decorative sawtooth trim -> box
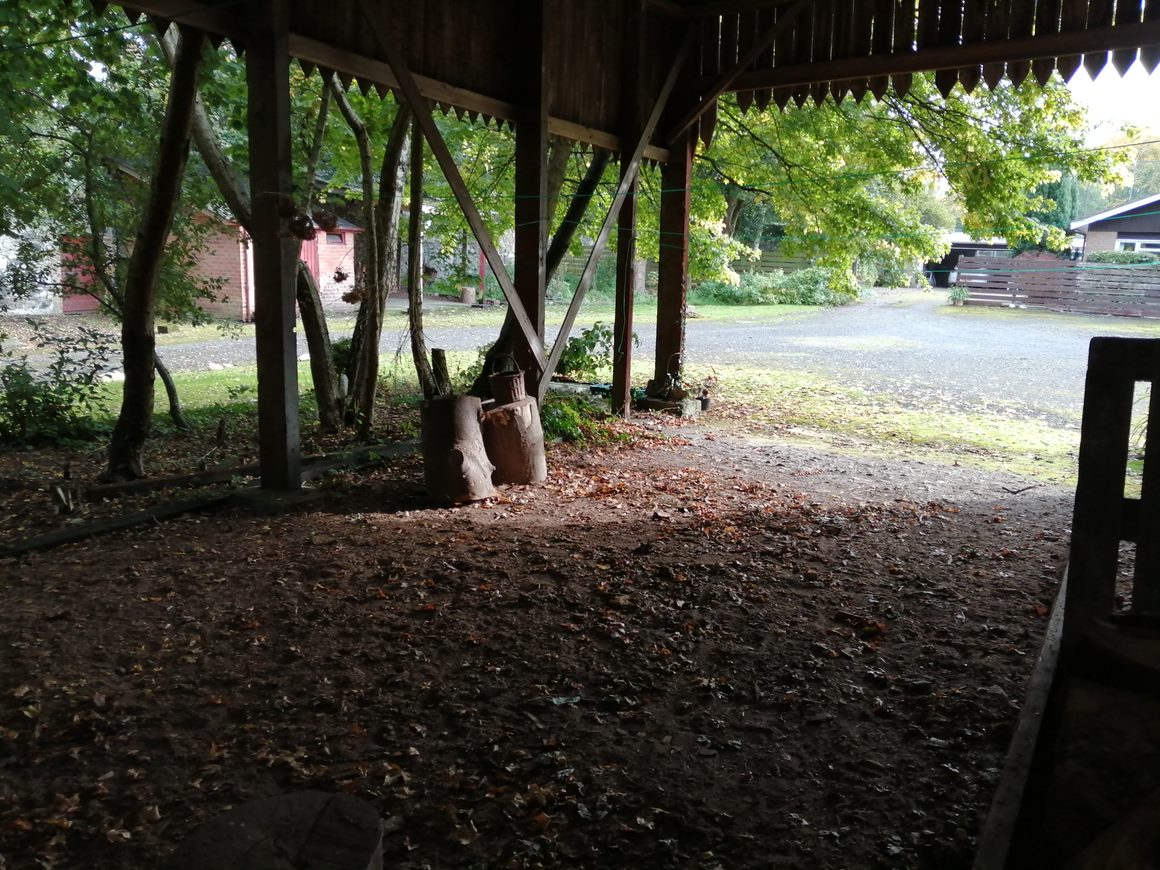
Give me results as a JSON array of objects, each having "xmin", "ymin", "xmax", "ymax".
[
  {"xmin": 1008, "ymin": 59, "xmax": 1031, "ymax": 87},
  {"xmin": 935, "ymin": 68, "xmax": 958, "ymax": 96},
  {"xmin": 1032, "ymin": 58, "xmax": 1055, "ymax": 86},
  {"xmin": 891, "ymin": 72, "xmax": 911, "ymax": 97},
  {"xmin": 959, "ymin": 65, "xmax": 983, "ymax": 92},
  {"xmin": 298, "ymin": 59, "xmax": 316, "ymax": 77},
  {"xmin": 356, "ymin": 77, "xmax": 373, "ymax": 96},
  {"xmin": 1083, "ymin": 49, "xmax": 1109, "ymax": 78}
]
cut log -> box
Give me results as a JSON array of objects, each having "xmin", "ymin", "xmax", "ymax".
[
  {"xmin": 481, "ymin": 396, "xmax": 548, "ymax": 486},
  {"xmin": 165, "ymin": 791, "xmax": 383, "ymax": 870},
  {"xmin": 421, "ymin": 395, "xmax": 496, "ymax": 503}
]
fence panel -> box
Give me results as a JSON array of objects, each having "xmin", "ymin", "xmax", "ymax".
[{"xmin": 957, "ymin": 256, "xmax": 1160, "ymax": 318}]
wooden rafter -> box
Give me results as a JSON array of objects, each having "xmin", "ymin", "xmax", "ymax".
[
  {"xmin": 724, "ymin": 19, "xmax": 1160, "ymax": 92},
  {"xmin": 288, "ymin": 36, "xmax": 671, "ymax": 162},
  {"xmin": 667, "ymin": 0, "xmax": 809, "ymax": 142},
  {"xmin": 537, "ymin": 26, "xmax": 697, "ymax": 403},
  {"xmin": 109, "ymin": 0, "xmax": 670, "ymax": 162},
  {"xmin": 355, "ymin": 0, "xmax": 546, "ymax": 368}
]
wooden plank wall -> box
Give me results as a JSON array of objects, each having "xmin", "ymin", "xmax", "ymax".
[{"xmin": 958, "ymin": 256, "xmax": 1160, "ymax": 317}]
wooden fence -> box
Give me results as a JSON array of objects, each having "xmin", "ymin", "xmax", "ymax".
[{"xmin": 957, "ymin": 255, "xmax": 1160, "ymax": 318}]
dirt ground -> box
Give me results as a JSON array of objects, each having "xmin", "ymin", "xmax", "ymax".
[{"xmin": 0, "ymin": 421, "xmax": 1072, "ymax": 869}]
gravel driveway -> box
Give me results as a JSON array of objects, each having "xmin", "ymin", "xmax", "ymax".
[
  {"xmin": 17, "ymin": 290, "xmax": 1160, "ymax": 422},
  {"xmin": 159, "ymin": 290, "xmax": 1160, "ymax": 420}
]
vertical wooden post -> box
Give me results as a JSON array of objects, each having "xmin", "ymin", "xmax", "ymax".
[
  {"xmin": 512, "ymin": 0, "xmax": 548, "ymax": 393},
  {"xmin": 1065, "ymin": 338, "xmax": 1135, "ymax": 642},
  {"xmin": 245, "ymin": 0, "xmax": 301, "ymax": 491},
  {"xmin": 612, "ymin": 0, "xmax": 644, "ymax": 419},
  {"xmin": 612, "ymin": 170, "xmax": 638, "ymax": 417},
  {"xmin": 654, "ymin": 128, "xmax": 693, "ymax": 389}
]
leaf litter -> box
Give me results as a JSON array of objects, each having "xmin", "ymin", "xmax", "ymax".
[{"xmin": 0, "ymin": 422, "xmax": 1071, "ymax": 868}]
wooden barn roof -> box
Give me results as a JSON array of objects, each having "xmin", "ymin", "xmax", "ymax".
[{"xmin": 105, "ymin": 0, "xmax": 1160, "ymax": 156}]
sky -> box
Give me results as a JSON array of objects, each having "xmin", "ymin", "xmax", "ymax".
[{"xmin": 1066, "ymin": 61, "xmax": 1160, "ymax": 142}]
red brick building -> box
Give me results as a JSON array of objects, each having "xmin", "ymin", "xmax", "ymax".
[{"xmin": 63, "ymin": 214, "xmax": 362, "ymax": 321}]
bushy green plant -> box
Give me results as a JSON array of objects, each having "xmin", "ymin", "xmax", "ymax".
[
  {"xmin": 0, "ymin": 320, "xmax": 115, "ymax": 444},
  {"xmin": 947, "ymin": 284, "xmax": 970, "ymax": 304},
  {"xmin": 690, "ymin": 266, "xmax": 857, "ymax": 306},
  {"xmin": 331, "ymin": 337, "xmax": 354, "ymax": 378},
  {"xmin": 557, "ymin": 321, "xmax": 638, "ymax": 381},
  {"xmin": 1086, "ymin": 251, "xmax": 1160, "ymax": 265},
  {"xmin": 540, "ymin": 394, "xmax": 630, "ymax": 445}
]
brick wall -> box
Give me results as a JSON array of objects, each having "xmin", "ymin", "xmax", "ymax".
[
  {"xmin": 316, "ymin": 230, "xmax": 360, "ymax": 310},
  {"xmin": 1083, "ymin": 230, "xmax": 1118, "ymax": 257},
  {"xmin": 189, "ymin": 223, "xmax": 246, "ymax": 320}
]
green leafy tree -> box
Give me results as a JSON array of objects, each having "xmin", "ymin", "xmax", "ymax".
[
  {"xmin": 0, "ymin": 6, "xmax": 223, "ymax": 473},
  {"xmin": 697, "ymin": 75, "xmax": 1120, "ymax": 287}
]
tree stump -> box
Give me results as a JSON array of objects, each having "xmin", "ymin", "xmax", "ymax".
[
  {"xmin": 481, "ymin": 396, "xmax": 548, "ymax": 485},
  {"xmin": 421, "ymin": 395, "xmax": 496, "ymax": 503},
  {"xmin": 165, "ymin": 791, "xmax": 383, "ymax": 870}
]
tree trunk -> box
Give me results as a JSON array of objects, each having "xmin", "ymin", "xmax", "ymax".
[
  {"xmin": 297, "ymin": 90, "xmax": 342, "ymax": 432},
  {"xmin": 105, "ymin": 28, "xmax": 204, "ymax": 481},
  {"xmin": 421, "ymin": 395, "xmax": 496, "ymax": 503},
  {"xmin": 333, "ymin": 88, "xmax": 410, "ymax": 430},
  {"xmin": 376, "ymin": 103, "xmax": 412, "ymax": 310},
  {"xmin": 154, "ymin": 351, "xmax": 190, "ymax": 431},
  {"xmin": 163, "ymin": 26, "xmax": 342, "ymax": 432},
  {"xmin": 469, "ymin": 148, "xmax": 610, "ymax": 397},
  {"xmin": 296, "ymin": 263, "xmax": 343, "ymax": 431},
  {"xmin": 407, "ymin": 116, "xmax": 438, "ymax": 403},
  {"xmin": 330, "ymin": 75, "xmax": 381, "ymax": 432}
]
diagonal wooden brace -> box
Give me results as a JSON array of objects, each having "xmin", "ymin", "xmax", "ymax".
[
  {"xmin": 356, "ymin": 0, "xmax": 545, "ymax": 369},
  {"xmin": 537, "ymin": 26, "xmax": 697, "ymax": 404}
]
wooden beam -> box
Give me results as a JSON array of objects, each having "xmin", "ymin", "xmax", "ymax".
[
  {"xmin": 111, "ymin": 0, "xmax": 243, "ymax": 37},
  {"xmin": 724, "ymin": 20, "xmax": 1160, "ymax": 92},
  {"xmin": 290, "ymin": 35, "xmax": 670, "ymax": 162},
  {"xmin": 654, "ymin": 128, "xmax": 694, "ymax": 390},
  {"xmin": 612, "ymin": 170, "xmax": 639, "ymax": 418},
  {"xmin": 537, "ymin": 26, "xmax": 697, "ymax": 404},
  {"xmin": 668, "ymin": 0, "xmax": 810, "ymax": 142},
  {"xmin": 647, "ymin": 0, "xmax": 801, "ymax": 18},
  {"xmin": 245, "ymin": 0, "xmax": 301, "ymax": 490},
  {"xmin": 111, "ymin": 2, "xmax": 670, "ymax": 162},
  {"xmin": 355, "ymin": 0, "xmax": 545, "ymax": 369},
  {"xmin": 613, "ymin": 0, "xmax": 645, "ymax": 418},
  {"xmin": 1064, "ymin": 338, "xmax": 1138, "ymax": 645},
  {"xmin": 512, "ymin": 0, "xmax": 549, "ymax": 388}
]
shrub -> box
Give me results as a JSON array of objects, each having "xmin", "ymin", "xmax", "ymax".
[
  {"xmin": 557, "ymin": 322, "xmax": 638, "ymax": 382},
  {"xmin": 690, "ymin": 266, "xmax": 857, "ymax": 306},
  {"xmin": 540, "ymin": 394, "xmax": 629, "ymax": 445},
  {"xmin": 1086, "ymin": 251, "xmax": 1160, "ymax": 265},
  {"xmin": 0, "ymin": 320, "xmax": 116, "ymax": 445}
]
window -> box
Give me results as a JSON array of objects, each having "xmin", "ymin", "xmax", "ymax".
[
  {"xmin": 1115, "ymin": 239, "xmax": 1160, "ymax": 253},
  {"xmin": 325, "ymin": 232, "xmax": 345, "ymax": 246}
]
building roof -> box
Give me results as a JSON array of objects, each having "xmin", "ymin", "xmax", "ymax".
[
  {"xmin": 1071, "ymin": 193, "xmax": 1160, "ymax": 233},
  {"xmin": 944, "ymin": 231, "xmax": 1006, "ymax": 246},
  {"xmin": 109, "ymin": 1, "xmax": 1160, "ymax": 158}
]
